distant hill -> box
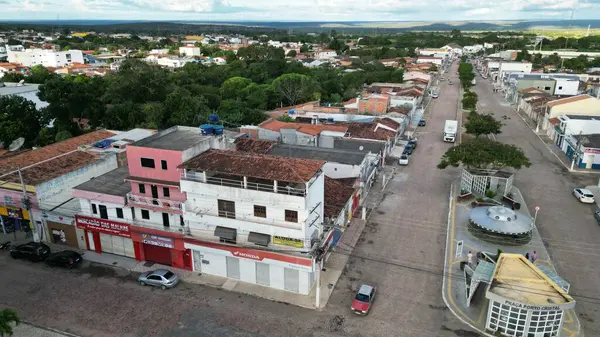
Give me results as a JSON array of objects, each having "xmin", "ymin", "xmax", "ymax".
[{"xmin": 1, "ymin": 19, "xmax": 599, "ymax": 33}]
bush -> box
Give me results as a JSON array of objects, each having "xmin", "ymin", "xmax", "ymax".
[
  {"xmin": 485, "ymin": 189, "xmax": 497, "ymax": 198},
  {"xmin": 462, "ymin": 95, "xmax": 477, "ymax": 110}
]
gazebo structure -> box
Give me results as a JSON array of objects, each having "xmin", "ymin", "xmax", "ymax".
[
  {"xmin": 468, "ymin": 206, "xmax": 533, "ymax": 245},
  {"xmin": 460, "ymin": 168, "xmax": 514, "ymax": 197}
]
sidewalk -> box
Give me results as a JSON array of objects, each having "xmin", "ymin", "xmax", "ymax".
[
  {"xmin": 442, "ymin": 180, "xmax": 582, "ymax": 337},
  {"xmin": 9, "ymin": 322, "xmax": 80, "ymax": 337}
]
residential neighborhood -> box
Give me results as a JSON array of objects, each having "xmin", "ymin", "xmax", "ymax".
[{"xmin": 2, "ymin": 21, "xmax": 600, "ymax": 337}]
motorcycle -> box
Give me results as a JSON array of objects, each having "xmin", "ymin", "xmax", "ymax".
[{"xmin": 0, "ymin": 241, "xmax": 11, "ymax": 250}]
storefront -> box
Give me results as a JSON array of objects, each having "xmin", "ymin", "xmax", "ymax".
[
  {"xmin": 75, "ymin": 215, "xmax": 137, "ymax": 259},
  {"xmin": 129, "ymin": 226, "xmax": 190, "ymax": 270},
  {"xmin": 184, "ymin": 238, "xmax": 315, "ymax": 295},
  {"xmin": 0, "ymin": 206, "xmax": 31, "ymax": 235}
]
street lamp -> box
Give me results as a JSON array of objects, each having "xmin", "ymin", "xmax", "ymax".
[{"xmin": 534, "ymin": 206, "xmax": 540, "ymax": 226}]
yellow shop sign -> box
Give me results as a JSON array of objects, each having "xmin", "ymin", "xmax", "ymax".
[{"xmin": 273, "ymin": 236, "xmax": 304, "ymax": 248}]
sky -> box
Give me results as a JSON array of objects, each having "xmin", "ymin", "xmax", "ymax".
[{"xmin": 1, "ymin": 0, "xmax": 600, "ymax": 22}]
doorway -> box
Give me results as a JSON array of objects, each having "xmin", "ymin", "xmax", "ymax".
[{"xmin": 151, "ymin": 185, "xmax": 159, "ymax": 205}]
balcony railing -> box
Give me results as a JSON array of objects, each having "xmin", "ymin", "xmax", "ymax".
[
  {"xmin": 126, "ymin": 193, "xmax": 183, "ymax": 210},
  {"xmin": 181, "ymin": 173, "xmax": 307, "ymax": 197},
  {"xmin": 131, "ymin": 219, "xmax": 190, "ymax": 235}
]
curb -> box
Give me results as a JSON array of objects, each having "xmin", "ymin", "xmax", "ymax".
[
  {"xmin": 441, "ymin": 180, "xmax": 494, "ymax": 337},
  {"xmin": 21, "ymin": 321, "xmax": 82, "ymax": 337}
]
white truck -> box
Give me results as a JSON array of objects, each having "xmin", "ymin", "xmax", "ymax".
[{"xmin": 443, "ymin": 120, "xmax": 458, "ymax": 143}]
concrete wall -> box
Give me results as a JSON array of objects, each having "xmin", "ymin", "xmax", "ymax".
[
  {"xmin": 280, "ymin": 128, "xmax": 297, "ymax": 145},
  {"xmin": 554, "ymin": 79, "xmax": 580, "ymax": 96},
  {"xmin": 516, "ymin": 79, "xmax": 556, "ymax": 94},
  {"xmin": 319, "ymin": 135, "xmax": 335, "ymax": 148},
  {"xmin": 36, "ymin": 155, "xmax": 118, "ymax": 211},
  {"xmin": 548, "ymin": 99, "xmax": 600, "ymax": 119},
  {"xmin": 561, "ymin": 118, "xmax": 600, "ymax": 136},
  {"xmin": 126, "ymin": 146, "xmax": 182, "ymax": 182},
  {"xmin": 258, "ymin": 128, "xmax": 280, "ymax": 141},
  {"xmin": 322, "ymin": 162, "xmax": 361, "ymax": 179}
]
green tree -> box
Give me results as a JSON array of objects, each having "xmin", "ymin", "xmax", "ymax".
[
  {"xmin": 437, "ymin": 139, "xmax": 530, "ymax": 170},
  {"xmin": 299, "ymin": 44, "xmax": 309, "ymax": 53},
  {"xmin": 0, "ymin": 95, "xmax": 45, "ymax": 148},
  {"xmin": 462, "ymin": 91, "xmax": 478, "ymax": 110},
  {"xmin": 54, "ymin": 130, "xmax": 73, "ymax": 142},
  {"xmin": 286, "ymin": 50, "xmax": 297, "ymax": 58},
  {"xmin": 277, "ymin": 115, "xmax": 294, "ymax": 122},
  {"xmin": 220, "ymin": 77, "xmax": 252, "ymax": 100},
  {"xmin": 0, "ymin": 308, "xmax": 19, "ymax": 337},
  {"xmin": 272, "ymin": 73, "xmax": 314, "ymax": 106},
  {"xmin": 464, "ymin": 113, "xmax": 503, "ymax": 139},
  {"xmin": 28, "ymin": 65, "xmax": 57, "ymax": 84},
  {"xmin": 1, "ymin": 72, "xmax": 25, "ymax": 83},
  {"xmin": 515, "ymin": 48, "xmax": 531, "ymax": 62}
]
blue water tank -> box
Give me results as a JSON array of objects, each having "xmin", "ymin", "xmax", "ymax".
[
  {"xmin": 289, "ymin": 109, "xmax": 295, "ymax": 115},
  {"xmin": 327, "ymin": 118, "xmax": 334, "ymax": 123},
  {"xmin": 213, "ymin": 125, "xmax": 224, "ymax": 135},
  {"xmin": 208, "ymin": 114, "xmax": 220, "ymax": 122},
  {"xmin": 200, "ymin": 124, "xmax": 214, "ymax": 135}
]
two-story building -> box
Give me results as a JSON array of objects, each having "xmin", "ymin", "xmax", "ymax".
[
  {"xmin": 180, "ymin": 149, "xmax": 330, "ymax": 294},
  {"xmin": 542, "ymin": 95, "xmax": 600, "ymax": 131}
]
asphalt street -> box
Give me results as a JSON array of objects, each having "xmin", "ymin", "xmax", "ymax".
[
  {"xmin": 474, "ymin": 76, "xmax": 600, "ymax": 336},
  {"xmin": 0, "ymin": 64, "xmax": 480, "ymax": 337}
]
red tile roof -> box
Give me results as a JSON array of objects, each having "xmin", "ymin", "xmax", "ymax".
[
  {"xmin": 234, "ymin": 138, "xmax": 275, "ymax": 154},
  {"xmin": 518, "ymin": 87, "xmax": 543, "ymax": 94},
  {"xmin": 2, "ymin": 151, "xmax": 99, "ymax": 185},
  {"xmin": 0, "ymin": 130, "xmax": 116, "ymax": 177},
  {"xmin": 548, "ymin": 117, "xmax": 561, "ymax": 125},
  {"xmin": 180, "ymin": 149, "xmax": 325, "ymax": 183},
  {"xmin": 345, "ymin": 122, "xmax": 396, "ymax": 141},
  {"xmin": 259, "ymin": 119, "xmax": 348, "ymax": 136},
  {"xmin": 324, "ymin": 177, "xmax": 356, "ymax": 218},
  {"xmin": 546, "ymin": 94, "xmax": 593, "ymax": 107}
]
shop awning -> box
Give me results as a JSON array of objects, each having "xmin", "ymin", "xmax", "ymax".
[
  {"xmin": 214, "ymin": 226, "xmax": 236, "ymax": 240},
  {"xmin": 248, "ymin": 231, "xmax": 271, "ymax": 246}
]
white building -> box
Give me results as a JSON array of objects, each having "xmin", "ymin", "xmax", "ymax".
[
  {"xmin": 0, "ymin": 83, "xmax": 49, "ymax": 110},
  {"xmin": 463, "ymin": 44, "xmax": 485, "ymax": 54},
  {"xmin": 316, "ymin": 49, "xmax": 338, "ymax": 60},
  {"xmin": 179, "ymin": 46, "xmax": 201, "ymax": 57},
  {"xmin": 7, "ymin": 47, "xmax": 84, "ymax": 67},
  {"xmin": 180, "ymin": 149, "xmax": 331, "ymax": 294},
  {"xmin": 553, "ymin": 77, "xmax": 580, "ymax": 96},
  {"xmin": 416, "ymin": 56, "xmax": 444, "ymax": 66},
  {"xmin": 497, "ymin": 62, "xmax": 533, "ymax": 84},
  {"xmin": 149, "ymin": 48, "xmax": 169, "ymax": 55},
  {"xmin": 155, "ymin": 57, "xmax": 196, "ymax": 68}
]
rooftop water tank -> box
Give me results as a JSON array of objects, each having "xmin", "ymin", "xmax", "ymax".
[
  {"xmin": 327, "ymin": 118, "xmax": 334, "ymax": 123},
  {"xmin": 213, "ymin": 125, "xmax": 224, "ymax": 135},
  {"xmin": 289, "ymin": 109, "xmax": 295, "ymax": 115},
  {"xmin": 200, "ymin": 124, "xmax": 214, "ymax": 135},
  {"xmin": 208, "ymin": 114, "xmax": 220, "ymax": 122}
]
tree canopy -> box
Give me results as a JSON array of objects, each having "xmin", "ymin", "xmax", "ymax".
[
  {"xmin": 437, "ymin": 139, "xmax": 531, "ymax": 170},
  {"xmin": 0, "ymin": 308, "xmax": 19, "ymax": 337},
  {"xmin": 464, "ymin": 111, "xmax": 503, "ymax": 139}
]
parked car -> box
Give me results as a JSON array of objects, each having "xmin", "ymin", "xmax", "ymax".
[
  {"xmin": 398, "ymin": 155, "xmax": 409, "ymax": 166},
  {"xmin": 573, "ymin": 188, "xmax": 595, "ymax": 204},
  {"xmin": 10, "ymin": 242, "xmax": 50, "ymax": 262},
  {"xmin": 402, "ymin": 146, "xmax": 413, "ymax": 155},
  {"xmin": 408, "ymin": 139, "xmax": 417, "ymax": 149},
  {"xmin": 45, "ymin": 250, "xmax": 82, "ymax": 269},
  {"xmin": 594, "ymin": 209, "xmax": 600, "ymax": 225},
  {"xmin": 432, "ymin": 92, "xmax": 439, "ymax": 98},
  {"xmin": 448, "ymin": 80, "xmax": 453, "ymax": 85},
  {"xmin": 351, "ymin": 284, "xmax": 376, "ymax": 315},
  {"xmin": 418, "ymin": 119, "xmax": 426, "ymax": 127},
  {"xmin": 138, "ymin": 269, "xmax": 180, "ymax": 289}
]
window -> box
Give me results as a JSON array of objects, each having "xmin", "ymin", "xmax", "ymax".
[
  {"xmin": 163, "ymin": 187, "xmax": 170, "ymax": 197},
  {"xmin": 161, "ymin": 160, "xmax": 168, "ymax": 170},
  {"xmin": 138, "ymin": 184, "xmax": 146, "ymax": 194},
  {"xmin": 162, "ymin": 213, "xmax": 170, "ymax": 227},
  {"xmin": 218, "ymin": 199, "xmax": 236, "ymax": 219},
  {"xmin": 92, "ymin": 203, "xmax": 98, "ymax": 214},
  {"xmin": 116, "ymin": 208, "xmax": 124, "ymax": 219},
  {"xmin": 285, "ymin": 210, "xmax": 298, "ymax": 223},
  {"xmin": 558, "ymin": 86, "xmax": 563, "ymax": 90},
  {"xmin": 141, "ymin": 209, "xmax": 150, "ymax": 220},
  {"xmin": 99, "ymin": 205, "xmax": 108, "ymax": 219},
  {"xmin": 140, "ymin": 157, "xmax": 155, "ymax": 168},
  {"xmin": 254, "ymin": 205, "xmax": 266, "ymax": 218},
  {"xmin": 544, "ymin": 86, "xmax": 551, "ymax": 90},
  {"xmin": 131, "ymin": 207, "xmax": 135, "ymax": 219}
]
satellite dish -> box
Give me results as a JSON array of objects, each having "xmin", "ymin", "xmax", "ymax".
[
  {"xmin": 8, "ymin": 137, "xmax": 25, "ymax": 151},
  {"xmin": 359, "ymin": 146, "xmax": 364, "ymax": 151}
]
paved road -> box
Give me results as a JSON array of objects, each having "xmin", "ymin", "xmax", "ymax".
[
  {"xmin": 474, "ymin": 77, "xmax": 600, "ymax": 336},
  {"xmin": 326, "ymin": 62, "xmax": 479, "ymax": 337}
]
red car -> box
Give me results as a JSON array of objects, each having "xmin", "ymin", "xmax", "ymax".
[{"xmin": 351, "ymin": 284, "xmax": 376, "ymax": 315}]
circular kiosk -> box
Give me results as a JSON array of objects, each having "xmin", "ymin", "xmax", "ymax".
[{"xmin": 468, "ymin": 206, "xmax": 533, "ymax": 245}]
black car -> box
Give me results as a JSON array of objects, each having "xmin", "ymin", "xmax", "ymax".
[
  {"xmin": 418, "ymin": 120, "xmax": 426, "ymax": 127},
  {"xmin": 408, "ymin": 139, "xmax": 417, "ymax": 149},
  {"xmin": 402, "ymin": 147, "xmax": 413, "ymax": 155},
  {"xmin": 45, "ymin": 250, "xmax": 82, "ymax": 269},
  {"xmin": 10, "ymin": 242, "xmax": 50, "ymax": 262}
]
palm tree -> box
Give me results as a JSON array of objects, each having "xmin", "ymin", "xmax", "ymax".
[{"xmin": 0, "ymin": 308, "xmax": 19, "ymax": 337}]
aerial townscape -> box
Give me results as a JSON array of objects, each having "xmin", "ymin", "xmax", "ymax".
[{"xmin": 3, "ymin": 5, "xmax": 600, "ymax": 337}]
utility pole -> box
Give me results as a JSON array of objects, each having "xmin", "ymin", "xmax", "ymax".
[
  {"xmin": 571, "ymin": 131, "xmax": 583, "ymax": 171},
  {"xmin": 18, "ymin": 168, "xmax": 40, "ymax": 242}
]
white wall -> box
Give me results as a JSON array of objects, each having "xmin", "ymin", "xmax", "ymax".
[
  {"xmin": 562, "ymin": 118, "xmax": 600, "ymax": 136},
  {"xmin": 8, "ymin": 49, "xmax": 84, "ymax": 67},
  {"xmin": 553, "ymin": 79, "xmax": 580, "ymax": 96},
  {"xmin": 179, "ymin": 46, "xmax": 201, "ymax": 57},
  {"xmin": 37, "ymin": 155, "xmax": 118, "ymax": 211},
  {"xmin": 79, "ymin": 199, "xmax": 132, "ymax": 221},
  {"xmin": 323, "ymin": 162, "xmax": 361, "ymax": 179},
  {"xmin": 500, "ymin": 62, "xmax": 532, "ymax": 75}
]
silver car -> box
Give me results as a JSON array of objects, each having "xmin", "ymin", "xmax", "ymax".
[{"xmin": 138, "ymin": 269, "xmax": 179, "ymax": 289}]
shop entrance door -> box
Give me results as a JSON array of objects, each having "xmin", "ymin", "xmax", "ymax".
[
  {"xmin": 143, "ymin": 244, "xmax": 172, "ymax": 266},
  {"xmin": 87, "ymin": 231, "xmax": 95, "ymax": 251},
  {"xmin": 226, "ymin": 256, "xmax": 240, "ymax": 279},
  {"xmin": 256, "ymin": 262, "xmax": 270, "ymax": 286},
  {"xmin": 284, "ymin": 267, "xmax": 299, "ymax": 293},
  {"xmin": 192, "ymin": 250, "xmax": 202, "ymax": 272}
]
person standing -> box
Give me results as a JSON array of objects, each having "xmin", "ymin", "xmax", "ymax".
[
  {"xmin": 525, "ymin": 253, "xmax": 530, "ymax": 261},
  {"xmin": 467, "ymin": 251, "xmax": 473, "ymax": 265},
  {"xmin": 531, "ymin": 251, "xmax": 537, "ymax": 263}
]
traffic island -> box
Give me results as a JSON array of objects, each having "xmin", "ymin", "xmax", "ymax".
[{"xmin": 443, "ymin": 180, "xmax": 582, "ymax": 337}]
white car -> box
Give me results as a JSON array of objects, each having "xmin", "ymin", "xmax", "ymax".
[
  {"xmin": 398, "ymin": 155, "xmax": 409, "ymax": 166},
  {"xmin": 573, "ymin": 188, "xmax": 595, "ymax": 204},
  {"xmin": 432, "ymin": 92, "xmax": 439, "ymax": 98}
]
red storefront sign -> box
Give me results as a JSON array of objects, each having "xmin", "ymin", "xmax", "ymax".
[
  {"xmin": 185, "ymin": 238, "xmax": 312, "ymax": 267},
  {"xmin": 75, "ymin": 215, "xmax": 131, "ymax": 238}
]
